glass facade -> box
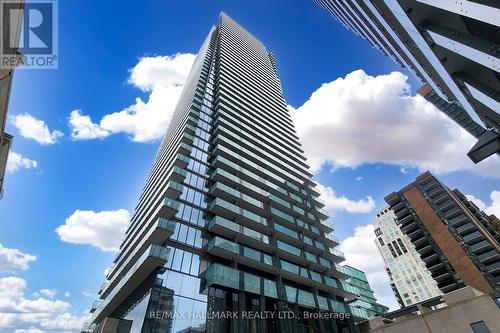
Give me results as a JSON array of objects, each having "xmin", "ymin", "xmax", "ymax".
[{"xmin": 83, "ymin": 13, "xmax": 361, "ymax": 333}]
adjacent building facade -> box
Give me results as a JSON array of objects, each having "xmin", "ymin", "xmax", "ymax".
[
  {"xmin": 83, "ymin": 13, "xmax": 366, "ymax": 333},
  {"xmin": 342, "ymin": 266, "xmax": 389, "ymax": 320},
  {"xmin": 384, "ymin": 172, "xmax": 500, "ymax": 297},
  {"xmin": 315, "ymin": 0, "xmax": 500, "ymax": 162},
  {"xmin": 359, "ymin": 286, "xmax": 500, "ymax": 333},
  {"xmin": 0, "ymin": 0, "xmax": 24, "ymax": 198},
  {"xmin": 374, "ymin": 208, "xmax": 442, "ymax": 307}
]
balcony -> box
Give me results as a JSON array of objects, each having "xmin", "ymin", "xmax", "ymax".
[
  {"xmin": 178, "ymin": 142, "xmax": 192, "ymax": 156},
  {"xmin": 165, "ymin": 180, "xmax": 183, "ymax": 198},
  {"xmin": 170, "ymin": 166, "xmax": 188, "ymax": 183},
  {"xmin": 209, "ymin": 198, "xmax": 268, "ymax": 234},
  {"xmin": 103, "ymin": 218, "xmax": 176, "ymax": 294},
  {"xmin": 413, "ymin": 236, "xmax": 427, "ymax": 248},
  {"xmin": 433, "ymin": 194, "xmax": 449, "ymax": 205},
  {"xmin": 173, "ymin": 153, "xmax": 190, "ymax": 168},
  {"xmin": 91, "ymin": 245, "xmax": 170, "ymax": 324},
  {"xmin": 311, "ymin": 194, "xmax": 325, "ymax": 208},
  {"xmin": 391, "ymin": 201, "xmax": 406, "ymax": 212},
  {"xmin": 477, "ymin": 250, "xmax": 500, "ymax": 264},
  {"xmin": 398, "ymin": 214, "xmax": 414, "ymax": 225},
  {"xmin": 180, "ymin": 132, "xmax": 194, "ymax": 145},
  {"xmin": 455, "ymin": 222, "xmax": 475, "ymax": 235},
  {"xmin": 202, "ymin": 263, "xmax": 278, "ymax": 299},
  {"xmin": 325, "ymin": 233, "xmax": 341, "ymax": 246},
  {"xmin": 421, "ymin": 180, "xmax": 438, "ymax": 193},
  {"xmin": 427, "ymin": 186, "xmax": 444, "ymax": 198},
  {"xmin": 277, "ymin": 240, "xmax": 308, "ymax": 266},
  {"xmin": 210, "ymin": 182, "xmax": 266, "ymax": 215},
  {"xmin": 207, "ymin": 215, "xmax": 274, "ymax": 252},
  {"xmin": 330, "ymin": 299, "xmax": 347, "ymax": 313},
  {"xmin": 484, "ymin": 260, "xmax": 500, "ymax": 274},
  {"xmin": 327, "ymin": 247, "xmax": 345, "ymax": 263},
  {"xmin": 444, "ymin": 207, "xmax": 462, "ymax": 220},
  {"xmin": 401, "ymin": 220, "xmax": 418, "ymax": 233},
  {"xmin": 433, "ymin": 271, "xmax": 452, "ymax": 282},
  {"xmin": 422, "ymin": 253, "xmax": 439, "ymax": 265},
  {"xmin": 463, "ymin": 230, "xmax": 485, "ymax": 245},
  {"xmin": 469, "ymin": 239, "xmax": 492, "ymax": 253},
  {"xmin": 89, "ymin": 300, "xmax": 103, "ymax": 313},
  {"xmin": 407, "ymin": 228, "xmax": 423, "ymax": 240},
  {"xmin": 158, "ymin": 198, "xmax": 180, "ymax": 219},
  {"xmin": 418, "ymin": 244, "xmax": 434, "ymax": 255},
  {"xmin": 394, "ymin": 207, "xmax": 410, "ymax": 220},
  {"xmin": 437, "ymin": 200, "xmax": 455, "ymax": 212},
  {"xmin": 449, "ymin": 214, "xmax": 469, "ymax": 228},
  {"xmin": 206, "ymin": 236, "xmax": 278, "ymax": 275},
  {"xmin": 348, "ymin": 305, "xmax": 370, "ymax": 321}
]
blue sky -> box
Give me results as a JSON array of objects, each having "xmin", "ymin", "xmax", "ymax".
[{"xmin": 1, "ymin": 1, "xmax": 499, "ymax": 331}]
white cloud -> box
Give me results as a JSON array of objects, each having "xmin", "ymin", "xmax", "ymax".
[
  {"xmin": 10, "ymin": 114, "xmax": 63, "ymax": 145},
  {"xmin": 466, "ymin": 191, "xmax": 500, "ymax": 217},
  {"xmin": 6, "ymin": 152, "xmax": 38, "ymax": 173},
  {"xmin": 317, "ymin": 184, "xmax": 375, "ymax": 214},
  {"xmin": 399, "ymin": 167, "xmax": 409, "ymax": 174},
  {"xmin": 355, "ymin": 176, "xmax": 363, "ymax": 181},
  {"xmin": 68, "ymin": 53, "xmax": 196, "ymax": 142},
  {"xmin": 0, "ymin": 276, "xmax": 87, "ymax": 333},
  {"xmin": 340, "ymin": 224, "xmax": 399, "ymax": 310},
  {"xmin": 68, "ymin": 110, "xmax": 109, "ymax": 140},
  {"xmin": 81, "ymin": 290, "xmax": 92, "ymax": 298},
  {"xmin": 55, "ymin": 209, "xmax": 130, "ymax": 252},
  {"xmin": 63, "ymin": 292, "xmax": 70, "ymax": 298},
  {"xmin": 14, "ymin": 328, "xmax": 44, "ymax": 333},
  {"xmin": 0, "ymin": 244, "xmax": 37, "ymax": 273},
  {"xmin": 36, "ymin": 289, "xmax": 57, "ymax": 300},
  {"xmin": 290, "ymin": 70, "xmax": 500, "ymax": 177}
]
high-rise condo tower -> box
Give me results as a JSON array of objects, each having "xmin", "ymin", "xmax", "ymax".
[{"xmin": 83, "ymin": 13, "xmax": 367, "ymax": 333}]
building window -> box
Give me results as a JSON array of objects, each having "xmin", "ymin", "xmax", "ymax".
[
  {"xmin": 375, "ymin": 228, "xmax": 382, "ymax": 236},
  {"xmin": 397, "ymin": 238, "xmax": 408, "ymax": 253},
  {"xmin": 392, "ymin": 241, "xmax": 402, "ymax": 256},
  {"xmin": 388, "ymin": 243, "xmax": 397, "ymax": 258},
  {"xmin": 378, "ymin": 238, "xmax": 384, "ymax": 246},
  {"xmin": 470, "ymin": 321, "xmax": 492, "ymax": 333}
]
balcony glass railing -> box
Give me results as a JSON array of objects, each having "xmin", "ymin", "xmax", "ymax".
[
  {"xmin": 105, "ymin": 218, "xmax": 176, "ymax": 290},
  {"xmin": 348, "ymin": 305, "xmax": 369, "ymax": 320},
  {"xmin": 274, "ymin": 223, "xmax": 299, "ymax": 239},
  {"xmin": 210, "ymin": 198, "xmax": 268, "ymax": 226},
  {"xmin": 243, "ymin": 246, "xmax": 260, "ymax": 262},
  {"xmin": 204, "ymin": 263, "xmax": 278, "ymax": 299},
  {"xmin": 208, "ymin": 236, "xmax": 239, "ymax": 254},
  {"xmin": 172, "ymin": 166, "xmax": 188, "ymax": 178},
  {"xmin": 277, "ymin": 240, "xmax": 301, "ymax": 256},
  {"xmin": 92, "ymin": 244, "xmax": 170, "ymax": 321},
  {"xmin": 162, "ymin": 198, "xmax": 180, "ymax": 211},
  {"xmin": 166, "ymin": 180, "xmax": 184, "ymax": 193},
  {"xmin": 205, "ymin": 263, "xmax": 239, "ymax": 289},
  {"xmin": 329, "ymin": 247, "xmax": 345, "ymax": 260},
  {"xmin": 208, "ymin": 215, "xmax": 239, "ymax": 233},
  {"xmin": 243, "ymin": 272, "xmax": 260, "ymax": 294},
  {"xmin": 211, "ymin": 182, "xmax": 264, "ymax": 209},
  {"xmin": 319, "ymin": 257, "xmax": 332, "ymax": 268},
  {"xmin": 317, "ymin": 296, "xmax": 329, "ymax": 310},
  {"xmin": 284, "ymin": 285, "xmax": 316, "ymax": 308},
  {"xmin": 208, "ymin": 216, "xmax": 270, "ymax": 244},
  {"xmin": 330, "ymin": 299, "xmax": 347, "ymax": 313},
  {"xmin": 175, "ymin": 153, "xmax": 190, "ymax": 164},
  {"xmin": 263, "ymin": 279, "xmax": 278, "ymax": 298}
]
